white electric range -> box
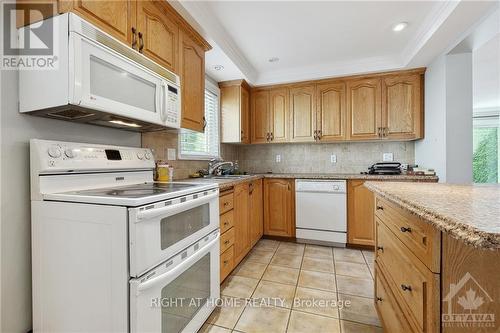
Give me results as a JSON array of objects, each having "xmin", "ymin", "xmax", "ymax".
[{"xmin": 30, "ymin": 139, "xmax": 220, "ymax": 333}]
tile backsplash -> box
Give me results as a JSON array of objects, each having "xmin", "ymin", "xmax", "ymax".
[{"xmin": 237, "ymin": 142, "xmax": 415, "ymax": 174}]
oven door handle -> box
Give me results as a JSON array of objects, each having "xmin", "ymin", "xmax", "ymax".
[
  {"xmin": 136, "ymin": 232, "xmax": 220, "ymax": 293},
  {"xmin": 135, "ymin": 191, "xmax": 218, "ymax": 221}
]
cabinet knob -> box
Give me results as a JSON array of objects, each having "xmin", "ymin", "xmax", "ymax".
[
  {"xmin": 317, "ymin": 129, "xmax": 322, "ymax": 140},
  {"xmin": 401, "ymin": 284, "xmax": 412, "ymax": 292},
  {"xmin": 313, "ymin": 130, "xmax": 318, "ymax": 140},
  {"xmin": 224, "ymin": 240, "xmax": 230, "ymax": 245},
  {"xmin": 223, "ymin": 221, "xmax": 229, "ymax": 226},
  {"xmin": 376, "ymin": 246, "xmax": 384, "ymax": 252},
  {"xmin": 223, "ymin": 202, "xmax": 229, "ymax": 206},
  {"xmin": 376, "ymin": 205, "xmax": 384, "ymax": 210},
  {"xmin": 223, "ymin": 260, "xmax": 229, "ymax": 265},
  {"xmin": 400, "ymin": 226, "xmax": 412, "ymax": 233},
  {"xmin": 376, "ymin": 297, "xmax": 383, "ymax": 302}
]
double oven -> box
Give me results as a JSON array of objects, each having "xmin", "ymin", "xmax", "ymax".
[{"xmin": 31, "ymin": 140, "xmax": 220, "ymax": 333}]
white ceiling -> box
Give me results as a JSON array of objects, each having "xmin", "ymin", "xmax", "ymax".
[{"xmin": 174, "ymin": 0, "xmax": 498, "ymax": 85}]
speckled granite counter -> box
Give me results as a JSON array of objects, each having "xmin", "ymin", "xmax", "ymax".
[
  {"xmin": 364, "ymin": 182, "xmax": 500, "ymax": 249},
  {"xmin": 179, "ymin": 173, "xmax": 438, "ymax": 191}
]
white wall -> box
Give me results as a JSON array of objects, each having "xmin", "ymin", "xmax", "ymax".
[{"xmin": 1, "ymin": 69, "xmax": 140, "ymax": 332}]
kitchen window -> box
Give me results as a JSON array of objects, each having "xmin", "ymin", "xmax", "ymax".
[
  {"xmin": 179, "ymin": 80, "xmax": 220, "ymax": 160},
  {"xmin": 473, "ymin": 108, "xmax": 499, "ymax": 183}
]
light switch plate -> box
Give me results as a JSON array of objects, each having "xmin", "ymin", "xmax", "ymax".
[
  {"xmin": 275, "ymin": 154, "xmax": 281, "ymax": 163},
  {"xmin": 383, "ymin": 153, "xmax": 393, "ymax": 162},
  {"xmin": 330, "ymin": 154, "xmax": 337, "ymax": 164},
  {"xmin": 167, "ymin": 148, "xmax": 176, "ymax": 161}
]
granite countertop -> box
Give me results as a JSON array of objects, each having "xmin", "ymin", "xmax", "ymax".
[
  {"xmin": 364, "ymin": 182, "xmax": 500, "ymax": 249},
  {"xmin": 179, "ymin": 173, "xmax": 438, "ymax": 190}
]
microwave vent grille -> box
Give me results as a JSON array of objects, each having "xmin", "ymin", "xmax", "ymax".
[{"xmin": 48, "ymin": 109, "xmax": 95, "ymax": 120}]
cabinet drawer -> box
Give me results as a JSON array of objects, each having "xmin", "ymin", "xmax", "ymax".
[
  {"xmin": 375, "ymin": 197, "xmax": 441, "ymax": 273},
  {"xmin": 376, "ymin": 218, "xmax": 440, "ymax": 333},
  {"xmin": 219, "ymin": 193, "xmax": 234, "ymax": 214},
  {"xmin": 220, "ymin": 227, "xmax": 235, "ymax": 253},
  {"xmin": 375, "ymin": 263, "xmax": 414, "ymax": 333},
  {"xmin": 220, "ymin": 210, "xmax": 234, "ymax": 234},
  {"xmin": 220, "ymin": 245, "xmax": 234, "ymax": 282}
]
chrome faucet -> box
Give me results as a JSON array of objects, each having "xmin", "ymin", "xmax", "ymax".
[{"xmin": 208, "ymin": 158, "xmax": 234, "ymax": 175}]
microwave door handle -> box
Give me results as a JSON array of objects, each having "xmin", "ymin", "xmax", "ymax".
[
  {"xmin": 155, "ymin": 84, "xmax": 162, "ymax": 117},
  {"xmin": 135, "ymin": 232, "xmax": 220, "ymax": 293},
  {"xmin": 135, "ymin": 191, "xmax": 218, "ymax": 221},
  {"xmin": 161, "ymin": 83, "xmax": 167, "ymax": 122}
]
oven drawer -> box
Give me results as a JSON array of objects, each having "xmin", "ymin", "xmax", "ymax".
[
  {"xmin": 219, "ymin": 192, "xmax": 234, "ymax": 215},
  {"xmin": 220, "ymin": 227, "xmax": 235, "ymax": 253},
  {"xmin": 220, "ymin": 210, "xmax": 234, "ymax": 234},
  {"xmin": 375, "ymin": 197, "xmax": 441, "ymax": 273},
  {"xmin": 376, "ymin": 218, "xmax": 440, "ymax": 333},
  {"xmin": 220, "ymin": 245, "xmax": 234, "ymax": 282}
]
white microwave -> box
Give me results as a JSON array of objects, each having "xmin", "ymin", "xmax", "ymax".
[{"xmin": 19, "ymin": 13, "xmax": 181, "ymax": 132}]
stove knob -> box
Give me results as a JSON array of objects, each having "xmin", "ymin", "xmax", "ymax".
[
  {"xmin": 48, "ymin": 146, "xmax": 61, "ymax": 158},
  {"xmin": 65, "ymin": 149, "xmax": 77, "ymax": 158},
  {"xmin": 144, "ymin": 152, "xmax": 152, "ymax": 160},
  {"xmin": 137, "ymin": 152, "xmax": 144, "ymax": 160}
]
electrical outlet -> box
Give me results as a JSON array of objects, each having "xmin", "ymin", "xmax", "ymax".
[
  {"xmin": 330, "ymin": 154, "xmax": 337, "ymax": 164},
  {"xmin": 275, "ymin": 154, "xmax": 281, "ymax": 163},
  {"xmin": 167, "ymin": 148, "xmax": 176, "ymax": 160},
  {"xmin": 383, "ymin": 153, "xmax": 394, "ymax": 162}
]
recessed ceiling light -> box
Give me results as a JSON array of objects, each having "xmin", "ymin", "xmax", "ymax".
[
  {"xmin": 213, "ymin": 65, "xmax": 224, "ymax": 71},
  {"xmin": 392, "ymin": 22, "xmax": 408, "ymax": 32},
  {"xmin": 268, "ymin": 57, "xmax": 280, "ymax": 63}
]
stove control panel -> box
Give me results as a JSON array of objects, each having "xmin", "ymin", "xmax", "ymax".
[{"xmin": 31, "ymin": 139, "xmax": 155, "ymax": 173}]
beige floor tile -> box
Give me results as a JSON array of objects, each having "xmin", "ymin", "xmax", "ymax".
[
  {"xmin": 301, "ymin": 256, "xmax": 334, "ymax": 273},
  {"xmin": 251, "ymin": 280, "xmax": 296, "ymax": 308},
  {"xmin": 234, "ymin": 305, "xmax": 290, "ymax": 333},
  {"xmin": 270, "ymin": 253, "xmax": 303, "ymax": 269},
  {"xmin": 244, "ymin": 249, "xmax": 274, "ymax": 264},
  {"xmin": 362, "ymin": 250, "xmax": 375, "ymax": 263},
  {"xmin": 206, "ymin": 297, "xmax": 246, "ymax": 329},
  {"xmin": 304, "ymin": 244, "xmax": 333, "ymax": 259},
  {"xmin": 293, "ymin": 287, "xmax": 339, "ymax": 318},
  {"xmin": 333, "ymin": 248, "xmax": 365, "ymax": 264},
  {"xmin": 232, "ymin": 260, "xmax": 268, "ymax": 280},
  {"xmin": 340, "ymin": 320, "xmax": 383, "ymax": 333},
  {"xmin": 221, "ymin": 275, "xmax": 259, "ymax": 298},
  {"xmin": 262, "ymin": 265, "xmax": 300, "ymax": 285},
  {"xmin": 298, "ymin": 270, "xmax": 336, "ymax": 292},
  {"xmin": 336, "ymin": 275, "xmax": 374, "ymax": 298},
  {"xmin": 197, "ymin": 323, "xmax": 232, "ymax": 333},
  {"xmin": 287, "ymin": 310, "xmax": 341, "ymax": 333},
  {"xmin": 276, "ymin": 242, "xmax": 305, "ymax": 256},
  {"xmin": 253, "ymin": 239, "xmax": 279, "ymax": 252},
  {"xmin": 335, "ymin": 261, "xmax": 372, "ymax": 279},
  {"xmin": 338, "ymin": 294, "xmax": 381, "ymax": 326}
]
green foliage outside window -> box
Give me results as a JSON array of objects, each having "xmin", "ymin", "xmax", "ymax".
[{"xmin": 473, "ymin": 127, "xmax": 498, "ymax": 183}]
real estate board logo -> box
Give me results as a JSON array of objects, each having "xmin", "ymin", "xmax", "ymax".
[
  {"xmin": 442, "ymin": 272, "xmax": 495, "ymax": 329},
  {"xmin": 1, "ymin": 1, "xmax": 58, "ymax": 70}
]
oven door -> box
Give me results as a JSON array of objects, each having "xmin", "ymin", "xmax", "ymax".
[
  {"xmin": 129, "ymin": 190, "xmax": 219, "ymax": 277},
  {"xmin": 130, "ymin": 230, "xmax": 220, "ymax": 333}
]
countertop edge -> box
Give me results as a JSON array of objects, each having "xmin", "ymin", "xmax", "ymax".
[{"xmin": 364, "ymin": 182, "xmax": 500, "ymax": 250}]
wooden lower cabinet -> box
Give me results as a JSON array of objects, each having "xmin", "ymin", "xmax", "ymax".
[
  {"xmin": 220, "ymin": 245, "xmax": 234, "ymax": 282},
  {"xmin": 347, "ymin": 180, "xmax": 375, "ymax": 247},
  {"xmin": 263, "ymin": 178, "xmax": 295, "ymax": 237},
  {"xmin": 249, "ymin": 179, "xmax": 263, "ymax": 247},
  {"xmin": 233, "ymin": 183, "xmax": 251, "ymax": 264}
]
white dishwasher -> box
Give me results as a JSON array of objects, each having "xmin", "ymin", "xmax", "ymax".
[{"xmin": 295, "ymin": 179, "xmax": 347, "ymax": 246}]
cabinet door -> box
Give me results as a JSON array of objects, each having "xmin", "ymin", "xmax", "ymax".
[
  {"xmin": 382, "ymin": 74, "xmax": 423, "ymax": 140},
  {"xmin": 289, "ymin": 86, "xmax": 316, "ymax": 142},
  {"xmin": 241, "ymin": 86, "xmax": 251, "ymax": 144},
  {"xmin": 220, "ymin": 85, "xmax": 241, "ymax": 143},
  {"xmin": 347, "ymin": 180, "xmax": 375, "ymax": 247},
  {"xmin": 233, "ymin": 183, "xmax": 250, "ymax": 264},
  {"xmin": 136, "ymin": 0, "xmax": 178, "ymax": 72},
  {"xmin": 264, "ymin": 179, "xmax": 294, "ymax": 237},
  {"xmin": 346, "ymin": 78, "xmax": 382, "ymax": 140},
  {"xmin": 179, "ymin": 30, "xmax": 205, "ymax": 132},
  {"xmin": 249, "ymin": 180, "xmax": 263, "ymax": 247},
  {"xmin": 269, "ymin": 88, "xmax": 289, "ymax": 143},
  {"xmin": 251, "ymin": 90, "xmax": 270, "ymax": 143},
  {"xmin": 72, "ymin": 0, "xmax": 136, "ymax": 45},
  {"xmin": 316, "ymin": 82, "xmax": 346, "ymax": 141}
]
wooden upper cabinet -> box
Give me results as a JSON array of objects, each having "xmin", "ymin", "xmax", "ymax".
[
  {"xmin": 251, "ymin": 90, "xmax": 270, "ymax": 143},
  {"xmin": 71, "ymin": 0, "xmax": 136, "ymax": 45},
  {"xmin": 179, "ymin": 30, "xmax": 205, "ymax": 132},
  {"xmin": 136, "ymin": 0, "xmax": 178, "ymax": 72},
  {"xmin": 289, "ymin": 85, "xmax": 316, "ymax": 142},
  {"xmin": 269, "ymin": 88, "xmax": 289, "ymax": 143},
  {"xmin": 220, "ymin": 80, "xmax": 250, "ymax": 143},
  {"xmin": 264, "ymin": 179, "xmax": 295, "ymax": 237},
  {"xmin": 233, "ymin": 183, "xmax": 250, "ymax": 264},
  {"xmin": 346, "ymin": 78, "xmax": 382, "ymax": 141},
  {"xmin": 347, "ymin": 180, "xmax": 375, "ymax": 247},
  {"xmin": 316, "ymin": 82, "xmax": 346, "ymax": 142},
  {"xmin": 382, "ymin": 74, "xmax": 423, "ymax": 140}
]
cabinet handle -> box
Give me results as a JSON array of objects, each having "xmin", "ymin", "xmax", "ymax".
[
  {"xmin": 270, "ymin": 132, "xmax": 274, "ymax": 141},
  {"xmin": 131, "ymin": 27, "xmax": 138, "ymax": 50},
  {"xmin": 138, "ymin": 32, "xmax": 144, "ymax": 53},
  {"xmin": 287, "ymin": 183, "xmax": 291, "ymax": 191},
  {"xmin": 224, "ymin": 240, "xmax": 230, "ymax": 245},
  {"xmin": 401, "ymin": 284, "xmax": 412, "ymax": 292},
  {"xmin": 203, "ymin": 116, "xmax": 207, "ymax": 131},
  {"xmin": 223, "ymin": 221, "xmax": 229, "ymax": 226},
  {"xmin": 376, "ymin": 205, "xmax": 384, "ymax": 210},
  {"xmin": 377, "ymin": 127, "xmax": 381, "ymax": 138},
  {"xmin": 266, "ymin": 132, "xmax": 270, "ymax": 142},
  {"xmin": 383, "ymin": 127, "xmax": 388, "ymax": 137},
  {"xmin": 223, "ymin": 202, "xmax": 229, "ymax": 207},
  {"xmin": 376, "ymin": 297, "xmax": 383, "ymax": 302},
  {"xmin": 314, "ymin": 130, "xmax": 318, "ymax": 140},
  {"xmin": 317, "ymin": 129, "xmax": 322, "ymax": 140},
  {"xmin": 400, "ymin": 226, "xmax": 412, "ymax": 233},
  {"xmin": 241, "ymin": 130, "xmax": 244, "ymax": 140},
  {"xmin": 223, "ymin": 260, "xmax": 229, "ymax": 265},
  {"xmin": 376, "ymin": 246, "xmax": 384, "ymax": 252}
]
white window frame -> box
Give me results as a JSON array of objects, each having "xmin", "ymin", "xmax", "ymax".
[{"xmin": 178, "ymin": 78, "xmax": 221, "ymax": 160}]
